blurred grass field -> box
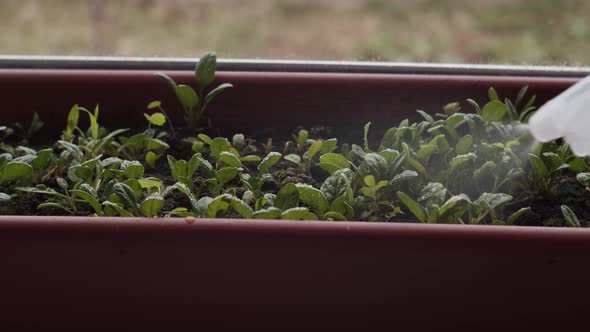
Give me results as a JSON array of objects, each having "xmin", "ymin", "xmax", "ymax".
[{"xmin": 1, "ymin": 0, "xmax": 589, "ymax": 65}]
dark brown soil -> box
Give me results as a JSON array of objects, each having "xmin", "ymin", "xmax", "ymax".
[{"xmin": 522, "ymin": 175, "xmax": 590, "ymax": 227}]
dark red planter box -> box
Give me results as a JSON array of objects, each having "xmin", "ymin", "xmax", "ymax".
[{"xmin": 0, "ymin": 64, "xmax": 588, "ymax": 331}]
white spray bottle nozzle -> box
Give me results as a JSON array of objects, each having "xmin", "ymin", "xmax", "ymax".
[{"xmin": 528, "ymin": 75, "xmax": 590, "ymax": 156}]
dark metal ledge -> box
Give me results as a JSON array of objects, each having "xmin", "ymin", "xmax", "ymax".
[{"xmin": 1, "ymin": 55, "xmax": 589, "ymax": 77}]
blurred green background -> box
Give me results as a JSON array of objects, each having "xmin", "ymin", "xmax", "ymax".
[{"xmin": 1, "ymin": 0, "xmax": 589, "ymax": 65}]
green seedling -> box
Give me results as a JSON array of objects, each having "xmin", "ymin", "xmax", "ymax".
[
  {"xmin": 0, "ymin": 156, "xmax": 33, "ymax": 201},
  {"xmin": 102, "ymin": 181, "xmax": 165, "ymax": 218},
  {"xmin": 156, "ymin": 52, "xmax": 233, "ymax": 128},
  {"xmin": 146, "ymin": 100, "xmax": 176, "ymax": 136},
  {"xmin": 59, "ymin": 105, "xmax": 128, "ymax": 159},
  {"xmin": 285, "ymin": 138, "xmax": 333, "ymax": 175},
  {"xmin": 467, "ymin": 86, "xmax": 536, "ymax": 123},
  {"xmin": 116, "ymin": 128, "xmax": 169, "ymax": 169},
  {"xmin": 561, "ymin": 205, "xmax": 582, "ymax": 227},
  {"xmin": 17, "ymin": 178, "xmax": 85, "ymax": 215}
]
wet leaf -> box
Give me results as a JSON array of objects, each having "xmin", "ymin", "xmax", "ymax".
[
  {"xmin": 295, "ymin": 183, "xmax": 329, "ymax": 216},
  {"xmin": 220, "ymin": 151, "xmax": 242, "ymax": 168},
  {"xmin": 455, "ymin": 134, "xmax": 473, "ymax": 155},
  {"xmin": 397, "ymin": 192, "xmax": 425, "ymax": 222},
  {"xmin": 253, "ymin": 207, "xmax": 282, "ymax": 219},
  {"xmin": 281, "ymin": 207, "xmax": 318, "ymax": 220},
  {"xmin": 215, "ymin": 167, "xmax": 239, "ymax": 185},
  {"xmin": 258, "ymin": 152, "xmax": 281, "ymax": 174},
  {"xmin": 276, "ymin": 183, "xmax": 300, "ymax": 210},
  {"xmin": 482, "ymin": 100, "xmax": 509, "ymax": 122}
]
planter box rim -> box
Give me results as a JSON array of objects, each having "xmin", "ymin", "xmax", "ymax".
[
  {"xmin": 1, "ymin": 55, "xmax": 589, "ymax": 77},
  {"xmin": 2, "ymin": 216, "xmax": 590, "ymax": 240}
]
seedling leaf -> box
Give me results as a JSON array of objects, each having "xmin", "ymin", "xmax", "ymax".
[{"xmin": 397, "ymin": 191, "xmax": 426, "ymax": 222}]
